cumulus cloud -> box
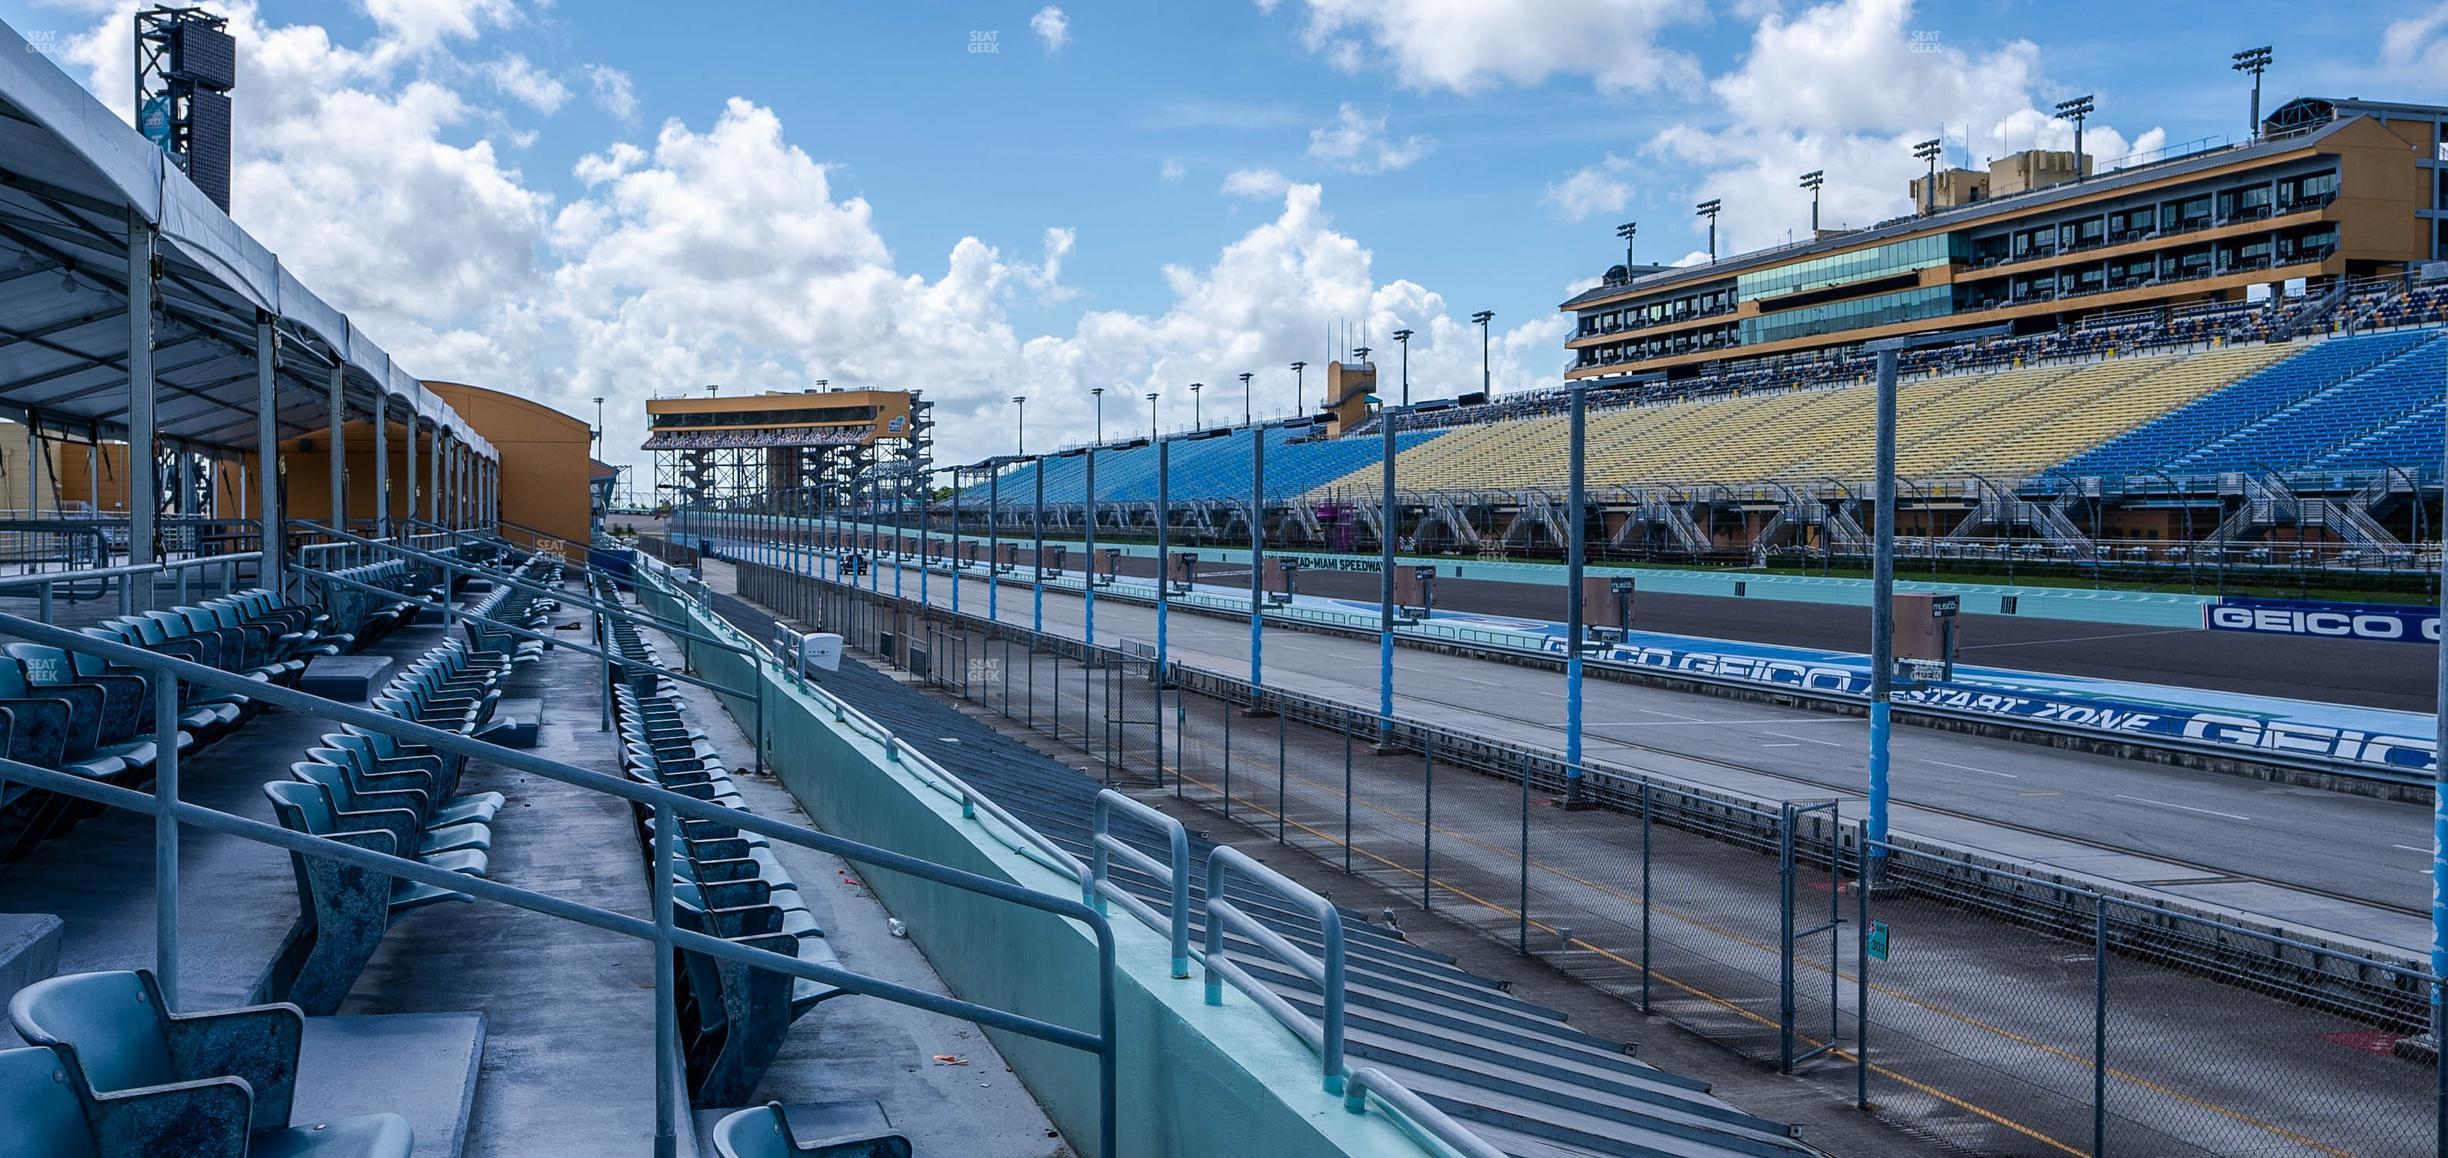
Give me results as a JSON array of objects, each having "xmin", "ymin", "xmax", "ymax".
[
  {"xmin": 2381, "ymin": 4, "xmax": 2448, "ymax": 84},
  {"xmin": 1221, "ymin": 167, "xmax": 1293, "ymax": 199},
  {"xmin": 1159, "ymin": 157, "xmax": 1187, "ymax": 183},
  {"xmin": 488, "ymin": 53, "xmax": 567, "ymax": 113},
  {"xmin": 1268, "ymin": 0, "xmax": 1702, "ymax": 94},
  {"xmin": 1306, "ymin": 103, "xmax": 1433, "ymax": 173},
  {"xmin": 1541, "ymin": 156, "xmax": 1634, "ymax": 223},
  {"xmin": 587, "ymin": 64, "xmax": 638, "ymax": 119},
  {"xmin": 1031, "ymin": 6, "xmax": 1071, "ymax": 53},
  {"xmin": 1641, "ymin": 0, "xmax": 2165, "ymax": 252}
]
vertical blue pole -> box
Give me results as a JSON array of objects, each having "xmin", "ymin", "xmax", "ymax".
[
  {"xmin": 918, "ymin": 460, "xmax": 929, "ymax": 609},
  {"xmin": 1032, "ymin": 461, "xmax": 1044, "ymax": 635},
  {"xmin": 1868, "ymin": 345, "xmax": 1900, "ymax": 880},
  {"xmin": 989, "ymin": 470, "xmax": 1000, "ymax": 623},
  {"xmin": 950, "ymin": 467, "xmax": 961, "ymax": 617},
  {"xmin": 1085, "ymin": 446, "xmax": 1097, "ymax": 649},
  {"xmin": 1250, "ymin": 426, "xmax": 1266, "ymax": 699},
  {"xmin": 1565, "ymin": 384, "xmax": 1587, "ymax": 797},
  {"xmin": 2432, "ymin": 389, "xmax": 2447, "ymax": 1059},
  {"xmin": 1156, "ymin": 437, "xmax": 1170, "ymax": 685},
  {"xmin": 1378, "ymin": 403, "xmax": 1396, "ymax": 744}
]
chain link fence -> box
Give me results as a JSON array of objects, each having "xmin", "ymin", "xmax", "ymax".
[{"xmin": 718, "ymin": 545, "xmax": 2445, "ymax": 1157}]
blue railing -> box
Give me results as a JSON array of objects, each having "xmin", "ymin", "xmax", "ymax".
[
  {"xmin": 1203, "ymin": 845, "xmax": 1347, "ymax": 1094},
  {"xmin": 1091, "ymin": 788, "xmax": 1191, "ymax": 979}
]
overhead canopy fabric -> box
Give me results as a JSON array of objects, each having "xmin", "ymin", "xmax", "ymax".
[{"xmin": 0, "ymin": 19, "xmax": 494, "ymax": 459}]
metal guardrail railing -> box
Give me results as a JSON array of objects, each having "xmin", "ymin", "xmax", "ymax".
[
  {"xmin": 1341, "ymin": 1067, "xmax": 1508, "ymax": 1158},
  {"xmin": 1092, "ymin": 789, "xmax": 1191, "ymax": 979},
  {"xmin": 1203, "ymin": 845, "xmax": 1347, "ymax": 1095},
  {"xmin": 0, "ymin": 594, "xmax": 1121, "ymax": 1158}
]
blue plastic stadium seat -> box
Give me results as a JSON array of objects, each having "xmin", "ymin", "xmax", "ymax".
[
  {"xmin": 710, "ymin": 1103, "xmax": 911, "ymax": 1158},
  {"xmin": 7, "ymin": 970, "xmax": 413, "ymax": 1158}
]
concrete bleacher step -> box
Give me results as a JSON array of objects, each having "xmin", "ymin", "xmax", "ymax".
[
  {"xmin": 295, "ymin": 1012, "xmax": 488, "ymax": 1158},
  {"xmin": 0, "ymin": 912, "xmax": 60, "ymax": 1012},
  {"xmin": 300, "ymin": 653, "xmax": 397, "ymax": 702}
]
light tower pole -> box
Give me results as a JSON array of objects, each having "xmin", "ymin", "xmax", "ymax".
[
  {"xmin": 1470, "ymin": 311, "xmax": 1493, "ymax": 395},
  {"xmin": 1614, "ymin": 221, "xmax": 1637, "ymax": 271},
  {"xmin": 1913, "ymin": 138, "xmax": 1943, "ymax": 216},
  {"xmin": 2232, "ymin": 46, "xmax": 2272, "ymax": 141},
  {"xmin": 1290, "ymin": 361, "xmax": 1306, "ymax": 418},
  {"xmin": 1392, "ymin": 328, "xmax": 1412, "ymax": 406},
  {"xmin": 1238, "ymin": 372, "xmax": 1253, "ymax": 426},
  {"xmin": 1799, "ymin": 171, "xmax": 1823, "ymax": 235},
  {"xmin": 2055, "ymin": 94, "xmax": 2096, "ymax": 181},
  {"xmin": 1190, "ymin": 382, "xmax": 1203, "ymax": 430},
  {"xmin": 1696, "ymin": 199, "xmax": 1722, "ymax": 263}
]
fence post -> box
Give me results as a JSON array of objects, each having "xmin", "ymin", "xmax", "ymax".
[
  {"xmin": 1640, "ymin": 781, "xmax": 1653, "ymax": 1015},
  {"xmin": 152, "ymin": 676, "xmax": 180, "ymax": 1008},
  {"xmin": 1857, "ymin": 837, "xmax": 1871, "ymax": 1110},
  {"xmin": 1343, "ymin": 723, "xmax": 1353, "ymax": 876},
  {"xmin": 1519, "ymin": 758, "xmax": 1533, "ymax": 954},
  {"xmin": 1276, "ymin": 710, "xmax": 1287, "ymax": 845},
  {"xmin": 1779, "ymin": 802, "xmax": 1798, "ymax": 1074},
  {"xmin": 1421, "ymin": 731, "xmax": 1434, "ymax": 912},
  {"xmin": 1223, "ymin": 692, "xmax": 1233, "ymax": 818},
  {"xmin": 2094, "ymin": 894, "xmax": 2109, "ymax": 1156}
]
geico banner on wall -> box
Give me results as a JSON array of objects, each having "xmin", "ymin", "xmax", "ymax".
[
  {"xmin": 1556, "ymin": 635, "xmax": 2436, "ymax": 776},
  {"xmin": 2204, "ymin": 597, "xmax": 2440, "ymax": 643}
]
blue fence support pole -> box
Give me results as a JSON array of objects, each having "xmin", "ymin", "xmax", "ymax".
[
  {"xmin": 1032, "ymin": 460, "xmax": 1045, "ymax": 635},
  {"xmin": 917, "ymin": 462, "xmax": 929, "ymax": 609},
  {"xmin": 950, "ymin": 466, "xmax": 961, "ymax": 616},
  {"xmin": 1564, "ymin": 383, "xmax": 1587, "ymax": 798},
  {"xmin": 1250, "ymin": 427, "xmax": 1266, "ymax": 702},
  {"xmin": 1378, "ymin": 404, "xmax": 1396, "ymax": 745},
  {"xmin": 1084, "ymin": 446, "xmax": 1098, "ymax": 651},
  {"xmin": 987, "ymin": 469, "xmax": 1000, "ymax": 623},
  {"xmin": 1156, "ymin": 437, "xmax": 1170, "ymax": 686},
  {"xmin": 2433, "ymin": 389, "xmax": 2447, "ymax": 1072},
  {"xmin": 152, "ymin": 677, "xmax": 180, "ymax": 1007},
  {"xmin": 1867, "ymin": 344, "xmax": 1899, "ymax": 884}
]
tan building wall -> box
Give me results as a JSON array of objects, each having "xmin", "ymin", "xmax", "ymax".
[{"xmin": 427, "ymin": 382, "xmax": 594, "ymax": 546}]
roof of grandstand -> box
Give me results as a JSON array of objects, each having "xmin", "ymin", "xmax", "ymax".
[{"xmin": 0, "ymin": 27, "xmax": 493, "ymax": 456}]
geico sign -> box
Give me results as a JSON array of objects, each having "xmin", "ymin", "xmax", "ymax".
[
  {"xmin": 2179, "ymin": 711, "xmax": 2435, "ymax": 772},
  {"xmin": 2205, "ymin": 605, "xmax": 2440, "ymax": 641}
]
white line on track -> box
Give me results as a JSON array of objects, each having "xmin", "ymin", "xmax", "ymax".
[
  {"xmin": 1924, "ymin": 758, "xmax": 2019, "ymax": 779},
  {"xmin": 2395, "ymin": 844, "xmax": 2432, "ymax": 854},
  {"xmin": 2112, "ymin": 793, "xmax": 2250, "ymax": 821},
  {"xmin": 1761, "ymin": 729, "xmax": 1845, "ymax": 748}
]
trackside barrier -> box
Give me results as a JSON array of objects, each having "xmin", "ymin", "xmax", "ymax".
[
  {"xmin": 0, "ymin": 598, "xmax": 1121, "ymax": 1158},
  {"xmin": 1093, "ymin": 789, "xmax": 1191, "ymax": 979},
  {"xmin": 1203, "ymin": 846, "xmax": 1347, "ymax": 1095},
  {"xmin": 719, "ymin": 549, "xmax": 2448, "ymax": 1157}
]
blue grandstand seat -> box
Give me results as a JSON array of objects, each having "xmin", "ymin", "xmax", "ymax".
[
  {"xmin": 8, "ymin": 969, "xmax": 414, "ymax": 1157},
  {"xmin": 2159, "ymin": 332, "xmax": 2446, "ymax": 475},
  {"xmin": 2053, "ymin": 329, "xmax": 2438, "ymax": 478},
  {"xmin": 0, "ymin": 1044, "xmax": 104, "ymax": 1158},
  {"xmin": 956, "ymin": 425, "xmax": 1448, "ymax": 507},
  {"xmin": 2316, "ymin": 398, "xmax": 2445, "ymax": 475}
]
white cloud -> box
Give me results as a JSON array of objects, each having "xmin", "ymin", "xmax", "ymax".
[
  {"xmin": 2381, "ymin": 5, "xmax": 2448, "ymax": 82},
  {"xmin": 586, "ymin": 64, "xmax": 638, "ymax": 120},
  {"xmin": 1159, "ymin": 157, "xmax": 1187, "ymax": 183},
  {"xmin": 1648, "ymin": 0, "xmax": 2165, "ymax": 253},
  {"xmin": 573, "ymin": 141, "xmax": 646, "ymax": 186},
  {"xmin": 488, "ymin": 53, "xmax": 567, "ymax": 114},
  {"xmin": 1221, "ymin": 167, "xmax": 1292, "ymax": 199},
  {"xmin": 1271, "ymin": 0, "xmax": 1702, "ymax": 94},
  {"xmin": 1031, "ymin": 6, "xmax": 1071, "ymax": 54},
  {"xmin": 1306, "ymin": 103, "xmax": 1433, "ymax": 173},
  {"xmin": 1541, "ymin": 156, "xmax": 1633, "ymax": 223}
]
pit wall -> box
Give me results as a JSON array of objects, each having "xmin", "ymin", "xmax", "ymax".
[{"xmin": 631, "ymin": 566, "xmax": 1447, "ymax": 1158}]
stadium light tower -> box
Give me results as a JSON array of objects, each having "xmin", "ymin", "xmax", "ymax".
[
  {"xmin": 1238, "ymin": 371, "xmax": 1253, "ymax": 425},
  {"xmin": 1011, "ymin": 395, "xmax": 1027, "ymax": 456},
  {"xmin": 1092, "ymin": 386, "xmax": 1105, "ymax": 443},
  {"xmin": 2055, "ymin": 94, "xmax": 2095, "ymax": 182},
  {"xmin": 2232, "ymin": 46, "xmax": 2273, "ymax": 141},
  {"xmin": 1614, "ymin": 221, "xmax": 1637, "ymax": 271},
  {"xmin": 1470, "ymin": 311, "xmax": 1494, "ymax": 393},
  {"xmin": 1798, "ymin": 171, "xmax": 1823, "ymax": 235},
  {"xmin": 1392, "ymin": 328, "xmax": 1413, "ymax": 406},
  {"xmin": 1695, "ymin": 199, "xmax": 1722, "ymax": 263},
  {"xmin": 1912, "ymin": 138, "xmax": 1943, "ymax": 215},
  {"xmin": 1190, "ymin": 381, "xmax": 1203, "ymax": 429},
  {"xmin": 1290, "ymin": 361, "xmax": 1307, "ymax": 417}
]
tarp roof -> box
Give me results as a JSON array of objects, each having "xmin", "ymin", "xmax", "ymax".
[{"xmin": 0, "ymin": 18, "xmax": 494, "ymax": 459}]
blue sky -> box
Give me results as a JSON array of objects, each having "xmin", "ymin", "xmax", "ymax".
[{"xmin": 5, "ymin": 0, "xmax": 2446, "ymax": 469}]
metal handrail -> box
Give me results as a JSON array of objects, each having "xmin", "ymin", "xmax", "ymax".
[
  {"xmin": 1341, "ymin": 1067, "xmax": 1508, "ymax": 1158},
  {"xmin": 1092, "ymin": 789, "xmax": 1191, "ymax": 979},
  {"xmin": 631, "ymin": 556, "xmax": 1093, "ymax": 893},
  {"xmin": 1203, "ymin": 845, "xmax": 1346, "ymax": 1094},
  {"xmin": 0, "ymin": 602, "xmax": 1121, "ymax": 1158}
]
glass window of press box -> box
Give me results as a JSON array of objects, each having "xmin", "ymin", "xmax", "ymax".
[
  {"xmin": 1738, "ymin": 284, "xmax": 1954, "ymax": 346},
  {"xmin": 1736, "ymin": 234, "xmax": 1964, "ymax": 301}
]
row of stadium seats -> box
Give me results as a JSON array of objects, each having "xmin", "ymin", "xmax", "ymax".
[
  {"xmin": 957, "ymin": 424, "xmax": 1449, "ymax": 507},
  {"xmin": 1305, "ymin": 343, "xmax": 2302, "ymax": 494},
  {"xmin": 260, "ymin": 639, "xmax": 516, "ymax": 1014},
  {"xmin": 599, "ymin": 585, "xmax": 846, "ymax": 1106},
  {"xmin": 0, "ymin": 589, "xmax": 350, "ymax": 860},
  {"xmin": 2055, "ymin": 329, "xmax": 2441, "ymax": 479},
  {"xmin": 459, "ymin": 555, "xmax": 565, "ymax": 666}
]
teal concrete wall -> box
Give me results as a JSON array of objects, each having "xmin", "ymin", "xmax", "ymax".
[{"xmin": 633, "ymin": 570, "xmax": 1448, "ymax": 1158}]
